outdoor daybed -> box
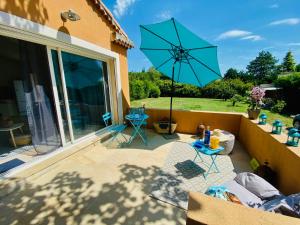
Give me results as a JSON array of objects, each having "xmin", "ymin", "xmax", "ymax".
[{"xmin": 224, "ymin": 172, "xmax": 300, "ymax": 218}]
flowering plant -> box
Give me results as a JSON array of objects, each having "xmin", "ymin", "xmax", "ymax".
[{"xmin": 248, "ymin": 86, "xmax": 265, "ymax": 110}]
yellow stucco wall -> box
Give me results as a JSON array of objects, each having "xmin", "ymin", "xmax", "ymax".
[
  {"xmin": 145, "ymin": 108, "xmax": 242, "ymax": 136},
  {"xmin": 239, "ymin": 116, "xmax": 300, "ymax": 194},
  {"xmin": 146, "ymin": 108, "xmax": 300, "ymax": 194},
  {"xmin": 0, "ymin": 0, "xmax": 130, "ymax": 114}
]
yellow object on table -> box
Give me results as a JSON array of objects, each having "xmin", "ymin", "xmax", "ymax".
[{"xmin": 210, "ymin": 135, "xmax": 220, "ymax": 149}]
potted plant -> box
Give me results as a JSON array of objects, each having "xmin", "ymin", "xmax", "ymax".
[
  {"xmin": 247, "ymin": 86, "xmax": 265, "ymax": 120},
  {"xmin": 153, "ymin": 117, "xmax": 177, "ymax": 134}
]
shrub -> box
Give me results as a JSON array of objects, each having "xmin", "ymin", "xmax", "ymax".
[
  {"xmin": 129, "ymin": 80, "xmax": 148, "ymax": 100},
  {"xmin": 230, "ymin": 94, "xmax": 245, "ymax": 106},
  {"xmin": 149, "ymin": 85, "xmax": 160, "ymax": 98},
  {"xmin": 262, "ymin": 98, "xmax": 275, "ymax": 110},
  {"xmin": 158, "ymin": 80, "xmax": 202, "ymax": 97},
  {"xmin": 202, "ymin": 78, "xmax": 253, "ymax": 100},
  {"xmin": 271, "ymin": 100, "xmax": 287, "ymax": 113},
  {"xmin": 274, "ymin": 72, "xmax": 300, "ymax": 114}
]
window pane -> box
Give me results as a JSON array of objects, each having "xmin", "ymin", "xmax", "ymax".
[{"xmin": 61, "ymin": 51, "xmax": 109, "ymax": 139}]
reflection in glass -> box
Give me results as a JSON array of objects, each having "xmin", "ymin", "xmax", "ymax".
[{"xmin": 61, "ymin": 52, "xmax": 110, "ymax": 139}]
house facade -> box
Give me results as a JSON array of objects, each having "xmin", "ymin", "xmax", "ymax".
[{"xmin": 0, "ymin": 0, "xmax": 133, "ymax": 171}]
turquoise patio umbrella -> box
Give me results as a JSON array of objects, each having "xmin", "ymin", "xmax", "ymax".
[{"xmin": 140, "ymin": 18, "xmax": 222, "ymax": 134}]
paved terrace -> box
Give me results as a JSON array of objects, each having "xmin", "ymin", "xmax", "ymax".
[{"xmin": 0, "ymin": 129, "xmax": 251, "ymax": 225}]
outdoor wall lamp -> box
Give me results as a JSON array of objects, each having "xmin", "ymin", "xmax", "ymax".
[{"xmin": 61, "ymin": 9, "xmax": 80, "ymax": 22}]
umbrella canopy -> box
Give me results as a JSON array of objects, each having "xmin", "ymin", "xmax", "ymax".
[
  {"xmin": 140, "ymin": 18, "xmax": 222, "ymax": 134},
  {"xmin": 140, "ymin": 18, "xmax": 221, "ymax": 86}
]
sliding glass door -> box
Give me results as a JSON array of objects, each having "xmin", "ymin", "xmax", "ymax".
[{"xmin": 50, "ymin": 50, "xmax": 111, "ymax": 141}]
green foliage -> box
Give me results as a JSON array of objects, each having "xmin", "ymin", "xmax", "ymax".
[
  {"xmin": 158, "ymin": 80, "xmax": 202, "ymax": 97},
  {"xmin": 129, "ymin": 80, "xmax": 149, "ymax": 100},
  {"xmin": 202, "ymin": 80, "xmax": 234, "ymax": 100},
  {"xmin": 270, "ymin": 100, "xmax": 287, "ymax": 113},
  {"xmin": 230, "ymin": 94, "xmax": 245, "ymax": 106},
  {"xmin": 202, "ymin": 79, "xmax": 253, "ymax": 100},
  {"xmin": 274, "ymin": 72, "xmax": 300, "ymax": 114},
  {"xmin": 246, "ymin": 51, "xmax": 278, "ymax": 83},
  {"xmin": 282, "ymin": 51, "xmax": 296, "ymax": 72},
  {"xmin": 274, "ymin": 72, "xmax": 300, "ymax": 90},
  {"xmin": 296, "ymin": 64, "xmax": 300, "ymax": 72},
  {"xmin": 262, "ymin": 98, "xmax": 275, "ymax": 110},
  {"xmin": 224, "ymin": 68, "xmax": 239, "ymax": 79},
  {"xmin": 148, "ymin": 84, "xmax": 160, "ymax": 98}
]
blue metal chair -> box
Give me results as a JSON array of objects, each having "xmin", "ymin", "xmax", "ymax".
[{"xmin": 102, "ymin": 112, "xmax": 127, "ymax": 144}]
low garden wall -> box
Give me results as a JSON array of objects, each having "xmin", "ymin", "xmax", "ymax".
[
  {"xmin": 239, "ymin": 116, "xmax": 300, "ymax": 194},
  {"xmin": 146, "ymin": 108, "xmax": 300, "ymax": 194},
  {"xmin": 145, "ymin": 108, "xmax": 242, "ymax": 136}
]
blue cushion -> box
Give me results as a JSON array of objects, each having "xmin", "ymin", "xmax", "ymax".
[{"xmin": 260, "ymin": 194, "xmax": 300, "ymax": 218}]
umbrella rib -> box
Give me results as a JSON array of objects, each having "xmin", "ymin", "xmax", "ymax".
[
  {"xmin": 187, "ymin": 53, "xmax": 222, "ymax": 78},
  {"xmin": 140, "ymin": 25, "xmax": 177, "ymax": 48},
  {"xmin": 140, "ymin": 48, "xmax": 172, "ymax": 51},
  {"xmin": 156, "ymin": 56, "xmax": 174, "ymax": 70},
  {"xmin": 172, "ymin": 18, "xmax": 182, "ymax": 47},
  {"xmin": 188, "ymin": 46, "xmax": 217, "ymax": 51},
  {"xmin": 184, "ymin": 56, "xmax": 203, "ymax": 87}
]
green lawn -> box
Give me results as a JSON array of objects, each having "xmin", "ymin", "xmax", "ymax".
[{"xmin": 131, "ymin": 97, "xmax": 293, "ymax": 127}]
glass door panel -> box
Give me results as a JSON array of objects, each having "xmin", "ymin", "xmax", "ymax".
[{"xmin": 61, "ymin": 51, "xmax": 110, "ymax": 140}]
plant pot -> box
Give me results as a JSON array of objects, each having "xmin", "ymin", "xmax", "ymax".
[
  {"xmin": 247, "ymin": 109, "xmax": 261, "ymax": 120},
  {"xmin": 153, "ymin": 122, "xmax": 177, "ymax": 134}
]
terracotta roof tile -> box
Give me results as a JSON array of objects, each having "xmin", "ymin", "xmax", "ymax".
[{"xmin": 92, "ymin": 0, "xmax": 134, "ymax": 49}]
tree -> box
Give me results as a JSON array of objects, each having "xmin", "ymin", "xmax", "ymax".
[
  {"xmin": 223, "ymin": 68, "xmax": 239, "ymax": 79},
  {"xmin": 246, "ymin": 51, "xmax": 278, "ymax": 83},
  {"xmin": 296, "ymin": 64, "xmax": 300, "ymax": 72},
  {"xmin": 282, "ymin": 51, "xmax": 296, "ymax": 72}
]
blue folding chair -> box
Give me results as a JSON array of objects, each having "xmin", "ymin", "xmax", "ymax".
[{"xmin": 102, "ymin": 112, "xmax": 127, "ymax": 144}]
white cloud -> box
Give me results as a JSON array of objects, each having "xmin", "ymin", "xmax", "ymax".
[
  {"xmin": 269, "ymin": 18, "xmax": 300, "ymax": 26},
  {"xmin": 156, "ymin": 10, "xmax": 172, "ymax": 20},
  {"xmin": 269, "ymin": 4, "xmax": 279, "ymax": 8},
  {"xmin": 216, "ymin": 30, "xmax": 252, "ymax": 40},
  {"xmin": 240, "ymin": 35, "xmax": 263, "ymax": 41},
  {"xmin": 113, "ymin": 0, "xmax": 136, "ymax": 18},
  {"xmin": 287, "ymin": 43, "xmax": 300, "ymax": 46}
]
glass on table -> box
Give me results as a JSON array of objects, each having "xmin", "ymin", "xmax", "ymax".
[{"xmin": 210, "ymin": 135, "xmax": 220, "ymax": 149}]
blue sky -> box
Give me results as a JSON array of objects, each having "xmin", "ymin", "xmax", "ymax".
[{"xmin": 103, "ymin": 0, "xmax": 300, "ymax": 74}]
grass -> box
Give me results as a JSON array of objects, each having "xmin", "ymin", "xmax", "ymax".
[{"xmin": 131, "ymin": 97, "xmax": 293, "ymax": 127}]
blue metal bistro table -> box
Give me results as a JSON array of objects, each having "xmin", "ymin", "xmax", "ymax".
[
  {"xmin": 125, "ymin": 113, "xmax": 149, "ymax": 145},
  {"xmin": 191, "ymin": 141, "xmax": 224, "ymax": 179}
]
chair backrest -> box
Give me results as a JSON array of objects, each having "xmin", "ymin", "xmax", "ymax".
[{"xmin": 102, "ymin": 112, "xmax": 112, "ymax": 127}]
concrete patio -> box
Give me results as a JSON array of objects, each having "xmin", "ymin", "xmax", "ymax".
[{"xmin": 0, "ymin": 129, "xmax": 251, "ymax": 225}]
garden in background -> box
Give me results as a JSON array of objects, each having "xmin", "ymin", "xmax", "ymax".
[{"xmin": 130, "ymin": 50, "xmax": 300, "ymax": 127}]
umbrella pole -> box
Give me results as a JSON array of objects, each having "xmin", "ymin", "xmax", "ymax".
[{"xmin": 169, "ymin": 62, "xmax": 175, "ymax": 134}]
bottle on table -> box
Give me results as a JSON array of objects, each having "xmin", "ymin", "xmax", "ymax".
[
  {"xmin": 204, "ymin": 126, "xmax": 211, "ymax": 146},
  {"xmin": 198, "ymin": 123, "xmax": 205, "ymax": 140}
]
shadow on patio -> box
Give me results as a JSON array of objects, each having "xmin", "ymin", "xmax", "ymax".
[{"xmin": 0, "ymin": 164, "xmax": 187, "ymax": 225}]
